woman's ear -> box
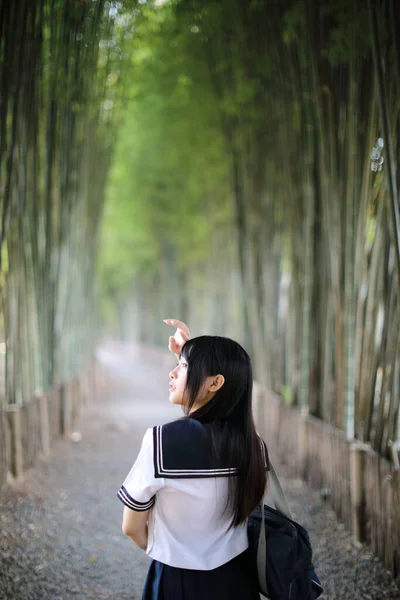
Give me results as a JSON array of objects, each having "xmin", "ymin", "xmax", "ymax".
[{"xmin": 208, "ymin": 374, "xmax": 225, "ymax": 392}]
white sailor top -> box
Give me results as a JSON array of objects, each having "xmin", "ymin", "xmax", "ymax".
[{"xmin": 117, "ymin": 418, "xmax": 268, "ymax": 571}]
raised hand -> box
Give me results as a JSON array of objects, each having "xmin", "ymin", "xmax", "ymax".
[{"xmin": 163, "ymin": 319, "xmax": 191, "ymax": 358}]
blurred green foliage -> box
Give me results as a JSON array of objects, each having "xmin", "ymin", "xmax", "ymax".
[{"xmin": 99, "ymin": 0, "xmax": 230, "ymax": 321}]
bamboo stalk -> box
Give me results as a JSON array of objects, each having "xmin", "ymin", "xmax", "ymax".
[{"xmin": 368, "ymin": 0, "xmax": 400, "ymax": 293}]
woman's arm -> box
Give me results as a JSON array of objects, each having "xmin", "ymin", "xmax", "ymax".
[{"xmin": 122, "ymin": 506, "xmax": 150, "ymax": 550}]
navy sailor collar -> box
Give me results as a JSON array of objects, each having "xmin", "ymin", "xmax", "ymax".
[{"xmin": 152, "ymin": 418, "xmax": 268, "ymax": 479}]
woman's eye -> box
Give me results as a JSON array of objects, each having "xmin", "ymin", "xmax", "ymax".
[{"xmin": 181, "ymin": 362, "xmax": 188, "ymax": 368}]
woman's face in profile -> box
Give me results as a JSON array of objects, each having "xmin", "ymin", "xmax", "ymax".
[{"xmin": 168, "ymin": 357, "xmax": 188, "ymax": 406}]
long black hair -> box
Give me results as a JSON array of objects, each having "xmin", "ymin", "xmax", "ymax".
[{"xmin": 180, "ymin": 335, "xmax": 267, "ymax": 527}]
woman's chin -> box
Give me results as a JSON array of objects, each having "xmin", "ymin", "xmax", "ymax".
[{"xmin": 168, "ymin": 393, "xmax": 180, "ymax": 405}]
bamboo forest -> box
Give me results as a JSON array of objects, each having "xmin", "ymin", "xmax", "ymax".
[{"xmin": 1, "ymin": 0, "xmax": 400, "ymax": 597}]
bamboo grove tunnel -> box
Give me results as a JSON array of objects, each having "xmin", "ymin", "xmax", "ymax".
[{"xmin": 1, "ymin": 1, "xmax": 400, "ymax": 598}]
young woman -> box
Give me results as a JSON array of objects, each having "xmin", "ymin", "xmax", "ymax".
[{"xmin": 117, "ymin": 320, "xmax": 268, "ymax": 600}]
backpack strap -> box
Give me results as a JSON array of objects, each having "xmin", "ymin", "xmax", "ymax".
[
  {"xmin": 267, "ymin": 462, "xmax": 293, "ymax": 519},
  {"xmin": 256, "ymin": 461, "xmax": 293, "ymax": 597}
]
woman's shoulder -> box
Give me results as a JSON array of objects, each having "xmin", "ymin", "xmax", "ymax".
[
  {"xmin": 151, "ymin": 418, "xmax": 235, "ymax": 479},
  {"xmin": 152, "ymin": 418, "xmax": 212, "ymax": 459},
  {"xmin": 154, "ymin": 417, "xmax": 205, "ymax": 436}
]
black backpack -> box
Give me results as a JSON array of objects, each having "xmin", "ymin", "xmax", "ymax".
[{"xmin": 247, "ymin": 503, "xmax": 323, "ymax": 599}]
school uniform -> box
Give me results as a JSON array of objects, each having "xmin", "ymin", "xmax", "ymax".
[{"xmin": 117, "ymin": 418, "xmax": 265, "ymax": 600}]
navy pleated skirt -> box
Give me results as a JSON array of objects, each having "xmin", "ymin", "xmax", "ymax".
[{"xmin": 142, "ymin": 549, "xmax": 259, "ymax": 600}]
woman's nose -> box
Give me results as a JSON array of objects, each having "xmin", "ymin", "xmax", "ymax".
[{"xmin": 169, "ymin": 366, "xmax": 178, "ymax": 379}]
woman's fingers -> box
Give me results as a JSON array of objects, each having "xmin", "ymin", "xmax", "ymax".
[
  {"xmin": 168, "ymin": 336, "xmax": 179, "ymax": 351},
  {"xmin": 168, "ymin": 336, "xmax": 182, "ymax": 360},
  {"xmin": 179, "ymin": 330, "xmax": 190, "ymax": 342},
  {"xmin": 165, "ymin": 320, "xmax": 191, "ymax": 358},
  {"xmin": 163, "ymin": 319, "xmax": 190, "ymax": 336}
]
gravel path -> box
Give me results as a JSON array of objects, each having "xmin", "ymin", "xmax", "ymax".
[{"xmin": 0, "ymin": 342, "xmax": 399, "ymax": 600}]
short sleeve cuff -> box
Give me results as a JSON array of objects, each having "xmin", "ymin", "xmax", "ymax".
[{"xmin": 117, "ymin": 485, "xmax": 156, "ymax": 511}]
